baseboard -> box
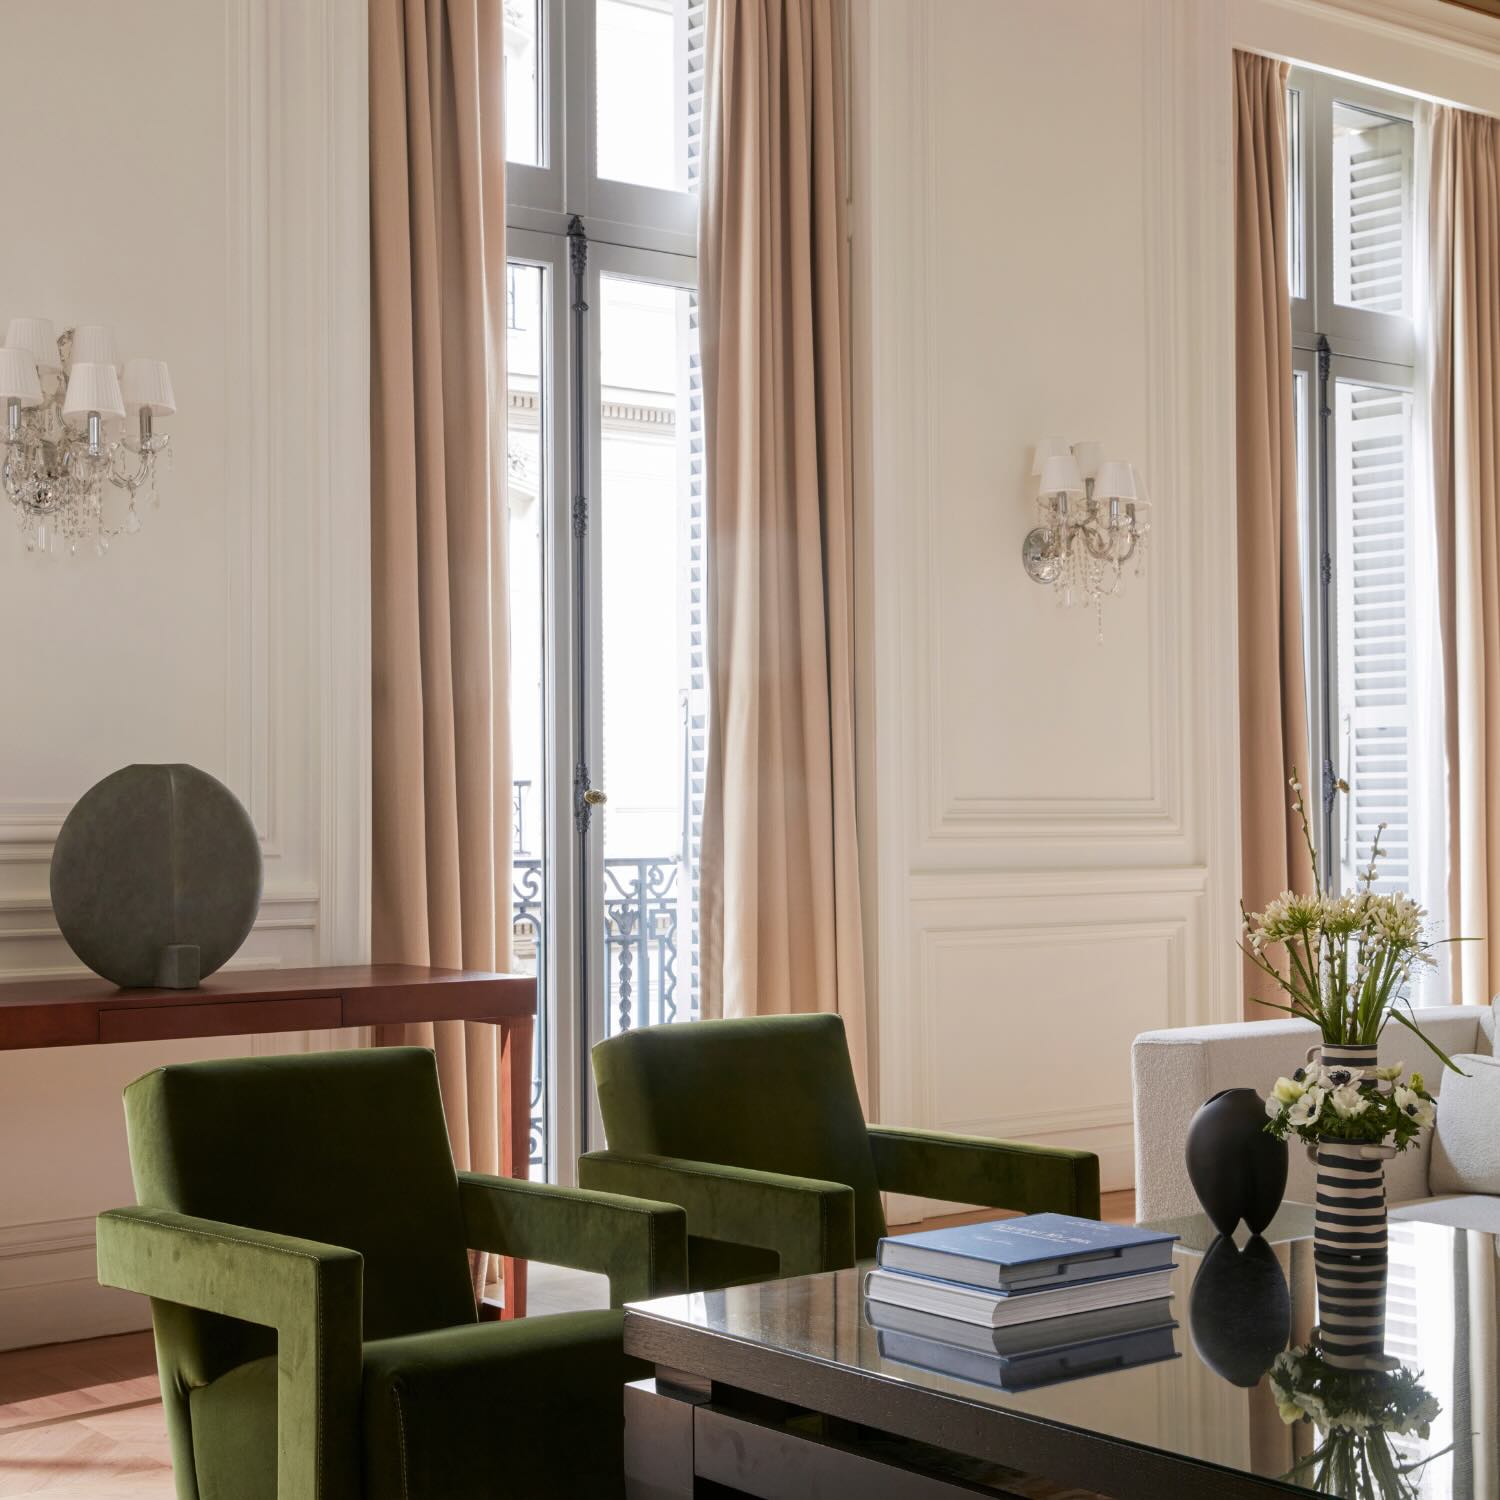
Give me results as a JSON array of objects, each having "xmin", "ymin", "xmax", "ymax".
[{"xmin": 0, "ymin": 1216, "xmax": 149, "ymax": 1352}]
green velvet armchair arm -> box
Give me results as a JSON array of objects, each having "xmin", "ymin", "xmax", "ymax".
[
  {"xmin": 867, "ymin": 1126, "xmax": 1102, "ymax": 1221},
  {"xmin": 457, "ymin": 1172, "xmax": 687, "ymax": 1304},
  {"xmin": 577, "ymin": 1150, "xmax": 856, "ymax": 1277},
  {"xmin": 95, "ymin": 1205, "xmax": 363, "ymax": 1500}
]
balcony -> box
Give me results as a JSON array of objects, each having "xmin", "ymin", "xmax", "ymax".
[{"xmin": 512, "ymin": 853, "xmax": 696, "ymax": 1172}]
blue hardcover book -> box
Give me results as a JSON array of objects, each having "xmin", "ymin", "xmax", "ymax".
[
  {"xmin": 876, "ymin": 1323, "xmax": 1181, "ymax": 1394},
  {"xmin": 863, "ymin": 1263, "xmax": 1176, "ymax": 1327},
  {"xmin": 876, "ymin": 1213, "xmax": 1178, "ymax": 1294}
]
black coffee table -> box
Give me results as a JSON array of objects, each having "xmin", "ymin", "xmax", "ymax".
[{"xmin": 622, "ymin": 1206, "xmax": 1493, "ymax": 1498}]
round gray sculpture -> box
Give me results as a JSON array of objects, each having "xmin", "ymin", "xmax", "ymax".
[{"xmin": 50, "ymin": 764, "xmax": 262, "ymax": 989}]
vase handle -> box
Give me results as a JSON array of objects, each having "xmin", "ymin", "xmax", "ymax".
[{"xmin": 1305, "ymin": 1044, "xmax": 1321, "ymax": 1070}]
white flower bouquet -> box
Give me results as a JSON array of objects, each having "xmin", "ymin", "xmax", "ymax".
[
  {"xmin": 1241, "ymin": 772, "xmax": 1463, "ymax": 1075},
  {"xmin": 1271, "ymin": 1347, "xmax": 1445, "ymax": 1499},
  {"xmin": 1263, "ymin": 1061, "xmax": 1434, "ymax": 1151}
]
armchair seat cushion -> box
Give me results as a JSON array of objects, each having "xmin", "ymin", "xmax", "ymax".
[
  {"xmin": 362, "ymin": 1311, "xmax": 638, "ymax": 1500},
  {"xmin": 188, "ymin": 1355, "xmax": 278, "ymax": 1500},
  {"xmin": 186, "ymin": 1311, "xmax": 640, "ymax": 1500}
]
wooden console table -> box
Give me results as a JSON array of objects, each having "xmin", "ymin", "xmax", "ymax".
[{"xmin": 0, "ymin": 963, "xmax": 537, "ymax": 1317}]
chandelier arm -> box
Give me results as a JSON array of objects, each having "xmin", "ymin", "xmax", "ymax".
[{"xmin": 1080, "ymin": 521, "xmax": 1119, "ymax": 561}]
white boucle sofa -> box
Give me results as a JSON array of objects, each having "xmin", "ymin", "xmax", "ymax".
[{"xmin": 1132, "ymin": 1004, "xmax": 1499, "ymax": 1233}]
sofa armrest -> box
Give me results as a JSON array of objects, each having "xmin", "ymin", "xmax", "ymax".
[
  {"xmin": 1131, "ymin": 1006, "xmax": 1488, "ymax": 1222},
  {"xmin": 577, "ymin": 1150, "xmax": 855, "ymax": 1277},
  {"xmin": 868, "ymin": 1126, "xmax": 1100, "ymax": 1220},
  {"xmin": 457, "ymin": 1172, "xmax": 687, "ymax": 1305},
  {"xmin": 95, "ymin": 1206, "xmax": 363, "ymax": 1500}
]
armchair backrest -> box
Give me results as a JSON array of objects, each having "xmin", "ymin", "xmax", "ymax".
[
  {"xmin": 593, "ymin": 1013, "xmax": 887, "ymax": 1256},
  {"xmin": 124, "ymin": 1047, "xmax": 476, "ymax": 1383}
]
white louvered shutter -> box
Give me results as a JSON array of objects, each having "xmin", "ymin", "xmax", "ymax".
[
  {"xmin": 1332, "ymin": 110, "xmax": 1413, "ymax": 318},
  {"xmin": 680, "ymin": 0, "xmax": 707, "ymax": 1017},
  {"xmin": 685, "ymin": 0, "xmax": 707, "ymax": 195},
  {"xmin": 1334, "ymin": 382, "xmax": 1414, "ymax": 897}
]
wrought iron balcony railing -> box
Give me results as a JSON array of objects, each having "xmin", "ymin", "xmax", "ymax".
[{"xmin": 511, "ymin": 853, "xmax": 696, "ymax": 1172}]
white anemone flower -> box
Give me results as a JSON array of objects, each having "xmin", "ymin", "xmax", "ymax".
[
  {"xmin": 1394, "ymin": 1085, "xmax": 1435, "ymax": 1129},
  {"xmin": 1287, "ymin": 1087, "xmax": 1326, "ymax": 1127},
  {"xmin": 1328, "ymin": 1084, "xmax": 1369, "ymax": 1120}
]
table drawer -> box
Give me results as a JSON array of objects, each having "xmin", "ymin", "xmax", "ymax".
[{"xmin": 98, "ymin": 994, "xmax": 344, "ymax": 1043}]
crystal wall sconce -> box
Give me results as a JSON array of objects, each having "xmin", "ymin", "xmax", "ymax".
[
  {"xmin": 1021, "ymin": 435, "xmax": 1150, "ymax": 640},
  {"xmin": 0, "ymin": 318, "xmax": 175, "ymax": 556}
]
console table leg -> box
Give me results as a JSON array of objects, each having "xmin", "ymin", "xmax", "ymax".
[{"xmin": 500, "ymin": 1013, "xmax": 535, "ymax": 1319}]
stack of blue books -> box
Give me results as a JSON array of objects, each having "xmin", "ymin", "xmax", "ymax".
[{"xmin": 864, "ymin": 1213, "xmax": 1180, "ymax": 1392}]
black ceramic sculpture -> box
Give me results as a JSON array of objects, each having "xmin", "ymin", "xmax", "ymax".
[
  {"xmin": 1188, "ymin": 1234, "xmax": 1292, "ymax": 1387},
  {"xmin": 1185, "ymin": 1086, "xmax": 1289, "ymax": 1236},
  {"xmin": 49, "ymin": 764, "xmax": 262, "ymax": 989}
]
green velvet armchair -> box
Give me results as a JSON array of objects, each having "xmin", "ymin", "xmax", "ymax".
[
  {"xmin": 578, "ymin": 1013, "xmax": 1100, "ymax": 1290},
  {"xmin": 95, "ymin": 1047, "xmax": 687, "ymax": 1500}
]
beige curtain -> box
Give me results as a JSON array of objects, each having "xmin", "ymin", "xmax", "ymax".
[
  {"xmin": 369, "ymin": 0, "xmax": 512, "ymax": 1293},
  {"xmin": 1235, "ymin": 51, "xmax": 1314, "ymax": 1018},
  {"xmin": 697, "ymin": 0, "xmax": 868, "ymax": 1098},
  {"xmin": 1428, "ymin": 104, "xmax": 1500, "ymax": 1006}
]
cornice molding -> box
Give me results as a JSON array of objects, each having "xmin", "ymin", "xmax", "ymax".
[{"xmin": 1260, "ymin": 0, "xmax": 1500, "ymax": 66}]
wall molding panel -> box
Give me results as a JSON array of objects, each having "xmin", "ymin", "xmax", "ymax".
[
  {"xmin": 858, "ymin": 0, "xmax": 1491, "ymax": 1217},
  {"xmin": 0, "ymin": 0, "xmax": 370, "ymax": 1352},
  {"xmin": 858, "ymin": 0, "xmax": 1239, "ymax": 1207}
]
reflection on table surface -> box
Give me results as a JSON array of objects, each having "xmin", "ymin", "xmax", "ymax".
[{"xmin": 630, "ymin": 1215, "xmax": 1499, "ymax": 1498}]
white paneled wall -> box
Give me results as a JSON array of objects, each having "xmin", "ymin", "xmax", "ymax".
[
  {"xmin": 852, "ymin": 0, "xmax": 1239, "ymax": 1209},
  {"xmin": 851, "ymin": 0, "xmax": 1500, "ymax": 1215},
  {"xmin": 0, "ymin": 0, "xmax": 368, "ymax": 1350}
]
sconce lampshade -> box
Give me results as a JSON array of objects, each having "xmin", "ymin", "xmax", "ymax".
[
  {"xmin": 1038, "ymin": 453, "xmax": 1085, "ymax": 498},
  {"xmin": 122, "ymin": 358, "xmax": 177, "ymax": 416},
  {"xmin": 62, "ymin": 362, "xmax": 126, "ymax": 426},
  {"xmin": 70, "ymin": 324, "xmax": 119, "ymax": 369},
  {"xmin": 1072, "ymin": 441, "xmax": 1105, "ymax": 481},
  {"xmin": 0, "ymin": 348, "xmax": 44, "ymax": 407},
  {"xmin": 1031, "ymin": 435, "xmax": 1072, "ymax": 475},
  {"xmin": 5, "ymin": 317, "xmax": 59, "ymax": 372},
  {"xmin": 1093, "ymin": 460, "xmax": 1137, "ymax": 501}
]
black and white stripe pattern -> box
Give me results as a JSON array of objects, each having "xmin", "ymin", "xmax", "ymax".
[
  {"xmin": 1317, "ymin": 1042, "xmax": 1381, "ymax": 1083},
  {"xmin": 1320, "ymin": 1044, "xmax": 1374, "ymax": 1080},
  {"xmin": 1314, "ymin": 1143, "xmax": 1389, "ymax": 1258},
  {"xmin": 1314, "ymin": 1251, "xmax": 1390, "ymax": 1369}
]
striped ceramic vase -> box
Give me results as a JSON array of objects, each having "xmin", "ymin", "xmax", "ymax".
[
  {"xmin": 1310, "ymin": 1042, "xmax": 1395, "ymax": 1260},
  {"xmin": 1314, "ymin": 1250, "xmax": 1396, "ymax": 1370}
]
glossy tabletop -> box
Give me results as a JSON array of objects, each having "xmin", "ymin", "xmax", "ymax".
[{"xmin": 624, "ymin": 1207, "xmax": 1497, "ymax": 1498}]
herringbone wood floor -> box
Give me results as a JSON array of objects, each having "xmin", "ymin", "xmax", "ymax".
[{"xmin": 0, "ymin": 1190, "xmax": 1134, "ymax": 1495}]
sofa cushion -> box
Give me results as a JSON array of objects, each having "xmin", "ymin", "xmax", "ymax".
[
  {"xmin": 1391, "ymin": 1194, "xmax": 1500, "ymax": 1234},
  {"xmin": 1429, "ymin": 1052, "xmax": 1500, "ymax": 1197}
]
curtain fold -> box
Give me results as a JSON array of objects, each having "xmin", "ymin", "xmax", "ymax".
[
  {"xmin": 1428, "ymin": 104, "xmax": 1500, "ymax": 1006},
  {"xmin": 697, "ymin": 0, "xmax": 868, "ymax": 1099},
  {"xmin": 369, "ymin": 0, "xmax": 512, "ymax": 1295},
  {"xmin": 1234, "ymin": 51, "xmax": 1314, "ymax": 1017}
]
